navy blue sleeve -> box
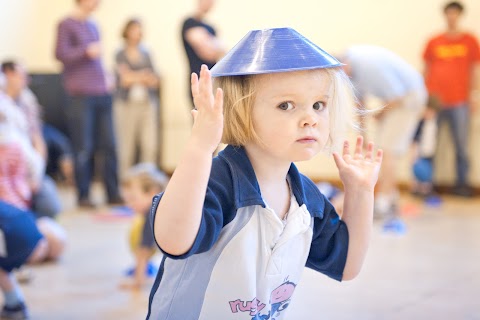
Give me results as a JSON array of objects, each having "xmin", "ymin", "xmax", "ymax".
[
  {"xmin": 149, "ymin": 156, "xmax": 235, "ymax": 259},
  {"xmin": 304, "ymin": 181, "xmax": 349, "ymax": 281},
  {"xmin": 182, "ymin": 18, "xmax": 201, "ymax": 33}
]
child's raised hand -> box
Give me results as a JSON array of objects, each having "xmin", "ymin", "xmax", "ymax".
[
  {"xmin": 332, "ymin": 136, "xmax": 383, "ymax": 191},
  {"xmin": 190, "ymin": 64, "xmax": 224, "ymax": 153}
]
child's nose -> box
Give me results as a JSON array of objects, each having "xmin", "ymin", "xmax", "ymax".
[{"xmin": 300, "ymin": 109, "xmax": 318, "ymax": 127}]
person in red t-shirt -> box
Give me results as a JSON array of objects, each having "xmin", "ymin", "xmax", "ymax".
[{"xmin": 423, "ymin": 1, "xmax": 480, "ymax": 197}]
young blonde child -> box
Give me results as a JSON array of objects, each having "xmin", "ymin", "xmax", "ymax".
[
  {"xmin": 147, "ymin": 28, "xmax": 383, "ymax": 319},
  {"xmin": 119, "ymin": 163, "xmax": 169, "ymax": 290}
]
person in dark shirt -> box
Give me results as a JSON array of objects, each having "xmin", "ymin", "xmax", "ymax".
[{"xmin": 181, "ymin": 0, "xmax": 225, "ymax": 106}]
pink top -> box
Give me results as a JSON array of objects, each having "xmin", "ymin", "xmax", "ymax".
[{"xmin": 0, "ymin": 143, "xmax": 31, "ymax": 210}]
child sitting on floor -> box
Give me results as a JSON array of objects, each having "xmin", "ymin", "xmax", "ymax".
[{"xmin": 119, "ymin": 163, "xmax": 169, "ymax": 290}]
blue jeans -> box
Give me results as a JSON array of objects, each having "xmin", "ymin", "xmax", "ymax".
[
  {"xmin": 42, "ymin": 124, "xmax": 73, "ymax": 177},
  {"xmin": 437, "ymin": 104, "xmax": 469, "ymax": 186},
  {"xmin": 67, "ymin": 94, "xmax": 119, "ymax": 201}
]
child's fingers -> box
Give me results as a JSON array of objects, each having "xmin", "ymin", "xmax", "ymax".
[
  {"xmin": 354, "ymin": 136, "xmax": 363, "ymax": 157},
  {"xmin": 332, "ymin": 151, "xmax": 345, "ymax": 169},
  {"xmin": 191, "ymin": 72, "xmax": 199, "ymax": 100},
  {"xmin": 214, "ymin": 88, "xmax": 224, "ymax": 112},
  {"xmin": 375, "ymin": 149, "xmax": 383, "ymax": 163},
  {"xmin": 342, "ymin": 140, "xmax": 350, "ymax": 157},
  {"xmin": 191, "ymin": 109, "xmax": 198, "ymax": 122},
  {"xmin": 365, "ymin": 142, "xmax": 374, "ymax": 160},
  {"xmin": 198, "ymin": 65, "xmax": 213, "ymax": 101}
]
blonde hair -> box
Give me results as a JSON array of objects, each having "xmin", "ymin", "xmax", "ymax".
[
  {"xmin": 214, "ymin": 75, "xmax": 258, "ymax": 146},
  {"xmin": 214, "ymin": 67, "xmax": 358, "ymax": 152},
  {"xmin": 121, "ymin": 163, "xmax": 169, "ymax": 194}
]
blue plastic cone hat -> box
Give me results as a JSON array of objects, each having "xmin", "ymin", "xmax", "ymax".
[{"xmin": 211, "ymin": 27, "xmax": 341, "ymax": 77}]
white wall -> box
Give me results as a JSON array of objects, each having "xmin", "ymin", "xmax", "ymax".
[{"xmin": 1, "ymin": 0, "xmax": 479, "ymax": 185}]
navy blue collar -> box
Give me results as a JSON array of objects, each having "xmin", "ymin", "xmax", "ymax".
[{"xmin": 218, "ymin": 145, "xmax": 326, "ymax": 217}]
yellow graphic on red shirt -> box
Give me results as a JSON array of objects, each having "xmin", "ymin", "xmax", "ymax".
[{"xmin": 435, "ymin": 44, "xmax": 468, "ymax": 59}]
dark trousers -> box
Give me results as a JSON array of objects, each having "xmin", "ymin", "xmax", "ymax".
[
  {"xmin": 42, "ymin": 123, "xmax": 72, "ymax": 177},
  {"xmin": 67, "ymin": 94, "xmax": 119, "ymax": 201},
  {"xmin": 437, "ymin": 104, "xmax": 469, "ymax": 187}
]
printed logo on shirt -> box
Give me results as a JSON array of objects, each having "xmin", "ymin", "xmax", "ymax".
[
  {"xmin": 229, "ymin": 279, "xmax": 297, "ymax": 319},
  {"xmin": 434, "ymin": 44, "xmax": 468, "ymax": 59}
]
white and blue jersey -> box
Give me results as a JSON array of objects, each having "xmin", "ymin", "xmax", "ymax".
[{"xmin": 146, "ymin": 145, "xmax": 349, "ymax": 319}]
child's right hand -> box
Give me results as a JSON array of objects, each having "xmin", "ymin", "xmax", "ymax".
[{"xmin": 190, "ymin": 65, "xmax": 224, "ymax": 154}]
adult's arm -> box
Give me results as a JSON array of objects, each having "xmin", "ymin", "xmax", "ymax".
[
  {"xmin": 55, "ymin": 21, "xmax": 87, "ymax": 65},
  {"xmin": 185, "ymin": 27, "xmax": 225, "ymax": 63}
]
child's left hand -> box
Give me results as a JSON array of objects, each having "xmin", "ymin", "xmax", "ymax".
[{"xmin": 332, "ymin": 136, "xmax": 383, "ymax": 191}]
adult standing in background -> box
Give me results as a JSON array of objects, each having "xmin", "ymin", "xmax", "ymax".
[
  {"xmin": 181, "ymin": 0, "xmax": 225, "ymax": 106},
  {"xmin": 342, "ymin": 45, "xmax": 427, "ymax": 220},
  {"xmin": 55, "ymin": 0, "xmax": 121, "ymax": 208},
  {"xmin": 423, "ymin": 1, "xmax": 480, "ymax": 197},
  {"xmin": 114, "ymin": 18, "xmax": 160, "ymax": 178}
]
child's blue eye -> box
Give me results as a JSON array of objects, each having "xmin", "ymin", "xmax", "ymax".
[
  {"xmin": 278, "ymin": 101, "xmax": 294, "ymax": 110},
  {"xmin": 313, "ymin": 101, "xmax": 326, "ymax": 111}
]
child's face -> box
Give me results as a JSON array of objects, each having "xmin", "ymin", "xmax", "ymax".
[
  {"xmin": 122, "ymin": 180, "xmax": 157, "ymax": 214},
  {"xmin": 249, "ymin": 69, "xmax": 331, "ymax": 162}
]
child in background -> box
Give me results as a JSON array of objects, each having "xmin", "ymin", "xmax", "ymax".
[
  {"xmin": 119, "ymin": 163, "xmax": 169, "ymax": 290},
  {"xmin": 146, "ymin": 27, "xmax": 382, "ymax": 319},
  {"xmin": 411, "ymin": 95, "xmax": 440, "ymax": 197}
]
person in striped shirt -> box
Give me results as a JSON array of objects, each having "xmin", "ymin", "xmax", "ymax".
[{"xmin": 55, "ymin": 0, "xmax": 121, "ymax": 208}]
